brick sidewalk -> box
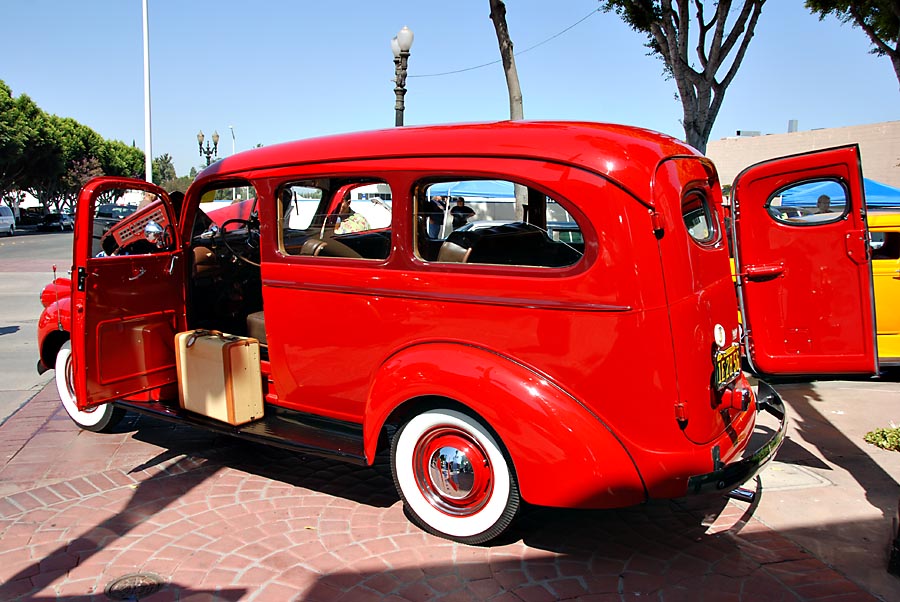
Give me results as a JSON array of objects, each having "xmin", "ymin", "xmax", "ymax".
[{"xmin": 0, "ymin": 384, "xmax": 879, "ymax": 601}]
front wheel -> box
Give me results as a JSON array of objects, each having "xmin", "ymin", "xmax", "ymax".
[
  {"xmin": 391, "ymin": 408, "xmax": 520, "ymax": 544},
  {"xmin": 55, "ymin": 342, "xmax": 124, "ymax": 432}
]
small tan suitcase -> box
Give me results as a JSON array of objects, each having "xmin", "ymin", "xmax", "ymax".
[{"xmin": 175, "ymin": 330, "xmax": 263, "ymax": 425}]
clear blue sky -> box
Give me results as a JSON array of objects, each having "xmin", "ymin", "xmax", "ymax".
[{"xmin": 2, "ymin": 1, "xmax": 896, "ymax": 177}]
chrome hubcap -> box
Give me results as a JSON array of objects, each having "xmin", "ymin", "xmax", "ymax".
[{"xmin": 414, "ymin": 426, "xmax": 493, "ymax": 516}]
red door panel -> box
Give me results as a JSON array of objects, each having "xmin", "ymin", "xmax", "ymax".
[
  {"xmin": 72, "ymin": 177, "xmax": 186, "ymax": 409},
  {"xmin": 732, "ymin": 146, "xmax": 877, "ymax": 376}
]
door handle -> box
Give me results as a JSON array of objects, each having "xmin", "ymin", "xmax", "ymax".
[
  {"xmin": 128, "ymin": 267, "xmax": 146, "ymax": 281},
  {"xmin": 742, "ymin": 263, "xmax": 784, "ymax": 281}
]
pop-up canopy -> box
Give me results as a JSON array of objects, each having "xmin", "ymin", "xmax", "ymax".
[
  {"xmin": 427, "ymin": 180, "xmax": 515, "ymax": 198},
  {"xmin": 780, "ymin": 178, "xmax": 900, "ymax": 208}
]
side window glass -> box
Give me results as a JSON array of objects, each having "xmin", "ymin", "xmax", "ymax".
[
  {"xmin": 91, "ymin": 188, "xmax": 175, "ymax": 258},
  {"xmin": 415, "ymin": 179, "xmax": 583, "ymax": 268},
  {"xmin": 767, "ymin": 179, "xmax": 848, "ymax": 224},
  {"xmin": 279, "ymin": 180, "xmax": 392, "ymax": 260},
  {"xmin": 871, "ymin": 232, "xmax": 900, "ymax": 260},
  {"xmin": 547, "ymin": 199, "xmax": 583, "ymax": 244},
  {"xmin": 682, "ymin": 190, "xmax": 718, "ymax": 244}
]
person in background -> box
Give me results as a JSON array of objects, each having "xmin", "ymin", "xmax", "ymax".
[
  {"xmin": 816, "ymin": 194, "xmax": 831, "ymax": 214},
  {"xmin": 450, "ymin": 197, "xmax": 475, "ymax": 229},
  {"xmin": 424, "ymin": 195, "xmax": 446, "ymax": 238},
  {"xmin": 138, "ymin": 190, "xmax": 157, "ymax": 210}
]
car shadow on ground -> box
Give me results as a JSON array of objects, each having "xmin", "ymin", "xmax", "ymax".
[{"xmin": 4, "ymin": 402, "xmax": 891, "ymax": 601}]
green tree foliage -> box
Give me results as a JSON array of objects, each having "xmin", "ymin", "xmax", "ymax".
[
  {"xmin": 0, "ymin": 78, "xmax": 152, "ymax": 215},
  {"xmin": 152, "ymin": 153, "xmax": 176, "ymax": 185},
  {"xmin": 806, "ymin": 1, "xmax": 900, "ymax": 89},
  {"xmin": 601, "ymin": 1, "xmax": 766, "ymax": 153},
  {"xmin": 0, "ymin": 82, "xmax": 29, "ymax": 200},
  {"xmin": 101, "ymin": 140, "xmax": 145, "ymax": 180}
]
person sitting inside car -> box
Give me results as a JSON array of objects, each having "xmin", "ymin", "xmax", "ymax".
[{"xmin": 334, "ymin": 194, "xmax": 370, "ymax": 234}]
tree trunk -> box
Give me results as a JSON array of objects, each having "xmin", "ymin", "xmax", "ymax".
[{"xmin": 489, "ymin": 0, "xmax": 528, "ymax": 218}]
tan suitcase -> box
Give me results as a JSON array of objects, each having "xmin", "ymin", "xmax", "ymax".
[{"xmin": 175, "ymin": 330, "xmax": 263, "ymax": 425}]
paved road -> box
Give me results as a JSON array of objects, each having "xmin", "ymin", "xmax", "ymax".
[{"xmin": 0, "ymin": 228, "xmax": 72, "ymax": 424}]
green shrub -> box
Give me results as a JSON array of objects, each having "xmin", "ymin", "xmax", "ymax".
[{"xmin": 864, "ymin": 427, "xmax": 900, "ymax": 452}]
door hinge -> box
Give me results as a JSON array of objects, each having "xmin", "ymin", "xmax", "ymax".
[
  {"xmin": 845, "ymin": 229, "xmax": 869, "ymax": 265},
  {"xmin": 77, "ymin": 267, "xmax": 86, "ymax": 292},
  {"xmin": 651, "ymin": 211, "xmax": 665, "ymax": 239},
  {"xmin": 675, "ymin": 401, "xmax": 688, "ymax": 429}
]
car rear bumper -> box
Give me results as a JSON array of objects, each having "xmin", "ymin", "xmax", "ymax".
[{"xmin": 685, "ymin": 380, "xmax": 787, "ymax": 495}]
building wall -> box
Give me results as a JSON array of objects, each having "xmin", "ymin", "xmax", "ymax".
[{"xmin": 706, "ymin": 121, "xmax": 900, "ymax": 189}]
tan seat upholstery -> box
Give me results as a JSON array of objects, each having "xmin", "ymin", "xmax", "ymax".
[
  {"xmin": 246, "ymin": 311, "xmax": 267, "ymax": 346},
  {"xmin": 300, "ymin": 238, "xmax": 328, "ymax": 256},
  {"xmin": 436, "ymin": 241, "xmax": 472, "ymax": 263}
]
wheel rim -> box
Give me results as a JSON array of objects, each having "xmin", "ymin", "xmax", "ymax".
[{"xmin": 413, "ymin": 425, "xmax": 494, "ymax": 517}]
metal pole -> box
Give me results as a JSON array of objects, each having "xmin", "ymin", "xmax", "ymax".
[
  {"xmin": 229, "ymin": 125, "xmax": 236, "ymax": 200},
  {"xmin": 142, "ymin": 0, "xmax": 152, "ymax": 182},
  {"xmin": 394, "ymin": 50, "xmax": 409, "ymax": 127}
]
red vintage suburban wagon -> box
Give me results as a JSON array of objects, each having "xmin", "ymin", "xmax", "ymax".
[{"xmin": 38, "ymin": 121, "xmax": 789, "ymax": 544}]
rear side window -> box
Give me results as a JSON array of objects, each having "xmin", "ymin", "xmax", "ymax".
[
  {"xmin": 682, "ymin": 190, "xmax": 718, "ymax": 244},
  {"xmin": 766, "ymin": 179, "xmax": 848, "ymax": 225},
  {"xmin": 414, "ymin": 178, "xmax": 584, "ymax": 268}
]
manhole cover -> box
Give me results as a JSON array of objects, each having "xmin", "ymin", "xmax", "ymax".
[{"xmin": 104, "ymin": 573, "xmax": 165, "ymax": 600}]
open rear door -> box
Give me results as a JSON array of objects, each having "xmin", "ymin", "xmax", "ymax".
[
  {"xmin": 732, "ymin": 146, "xmax": 877, "ymax": 377},
  {"xmin": 71, "ymin": 177, "xmax": 186, "ymax": 409}
]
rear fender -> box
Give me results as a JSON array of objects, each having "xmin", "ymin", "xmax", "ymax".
[{"xmin": 365, "ymin": 342, "xmax": 647, "ymax": 509}]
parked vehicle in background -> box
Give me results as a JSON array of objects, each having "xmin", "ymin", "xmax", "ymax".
[
  {"xmin": 868, "ymin": 211, "xmax": 900, "ymax": 364},
  {"xmin": 0, "ymin": 205, "xmax": 15, "ymax": 236},
  {"xmin": 38, "ymin": 121, "xmax": 798, "ymax": 544},
  {"xmin": 38, "ymin": 213, "xmax": 74, "ymax": 232}
]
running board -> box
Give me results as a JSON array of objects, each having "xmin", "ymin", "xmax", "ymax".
[{"xmin": 116, "ymin": 400, "xmax": 367, "ymax": 465}]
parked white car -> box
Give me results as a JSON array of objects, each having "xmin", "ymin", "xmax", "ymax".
[{"xmin": 0, "ymin": 205, "xmax": 15, "ymax": 236}]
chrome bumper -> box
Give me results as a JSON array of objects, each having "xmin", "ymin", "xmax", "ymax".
[{"xmin": 686, "ymin": 380, "xmax": 787, "ymax": 495}]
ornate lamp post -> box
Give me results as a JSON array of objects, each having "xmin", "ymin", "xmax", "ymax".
[
  {"xmin": 391, "ymin": 26, "xmax": 414, "ymax": 127},
  {"xmin": 197, "ymin": 130, "xmax": 219, "ymax": 166}
]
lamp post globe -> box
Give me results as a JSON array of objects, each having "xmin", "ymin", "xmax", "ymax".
[{"xmin": 197, "ymin": 129, "xmax": 220, "ymax": 166}]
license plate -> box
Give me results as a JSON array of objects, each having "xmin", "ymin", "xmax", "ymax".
[{"xmin": 715, "ymin": 344, "xmax": 741, "ymax": 390}]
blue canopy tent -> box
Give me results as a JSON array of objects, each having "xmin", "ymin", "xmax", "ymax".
[
  {"xmin": 426, "ymin": 180, "xmax": 515, "ymax": 198},
  {"xmin": 779, "ymin": 178, "xmax": 900, "ymax": 209}
]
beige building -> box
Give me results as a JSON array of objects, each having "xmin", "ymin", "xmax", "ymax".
[{"xmin": 706, "ymin": 121, "xmax": 900, "ymax": 189}]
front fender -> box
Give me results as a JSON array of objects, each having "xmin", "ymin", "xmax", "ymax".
[
  {"xmin": 365, "ymin": 342, "xmax": 647, "ymax": 509},
  {"xmin": 37, "ymin": 297, "xmax": 71, "ymax": 372}
]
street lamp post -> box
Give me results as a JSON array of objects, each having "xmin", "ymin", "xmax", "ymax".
[
  {"xmin": 391, "ymin": 26, "xmax": 414, "ymax": 127},
  {"xmin": 197, "ymin": 130, "xmax": 219, "ymax": 166},
  {"xmin": 229, "ymin": 125, "xmax": 236, "ymax": 200}
]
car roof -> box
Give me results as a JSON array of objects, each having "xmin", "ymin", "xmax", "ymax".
[{"xmin": 194, "ymin": 121, "xmax": 701, "ymax": 205}]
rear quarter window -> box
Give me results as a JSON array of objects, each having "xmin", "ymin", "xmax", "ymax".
[{"xmin": 682, "ymin": 190, "xmax": 718, "ymax": 245}]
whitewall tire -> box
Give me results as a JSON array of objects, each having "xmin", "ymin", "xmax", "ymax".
[
  {"xmin": 391, "ymin": 408, "xmax": 520, "ymax": 544},
  {"xmin": 55, "ymin": 342, "xmax": 124, "ymax": 432}
]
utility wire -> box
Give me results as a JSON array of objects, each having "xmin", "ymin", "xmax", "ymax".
[{"xmin": 408, "ymin": 7, "xmax": 601, "ymax": 79}]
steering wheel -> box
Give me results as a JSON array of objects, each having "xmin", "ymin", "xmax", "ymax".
[{"xmin": 218, "ymin": 214, "xmax": 261, "ymax": 267}]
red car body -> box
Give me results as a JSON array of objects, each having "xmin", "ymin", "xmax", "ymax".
[{"xmin": 45, "ymin": 121, "xmax": 875, "ymax": 543}]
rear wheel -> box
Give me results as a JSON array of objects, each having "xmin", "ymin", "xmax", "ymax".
[
  {"xmin": 55, "ymin": 342, "xmax": 124, "ymax": 432},
  {"xmin": 391, "ymin": 408, "xmax": 520, "ymax": 544}
]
